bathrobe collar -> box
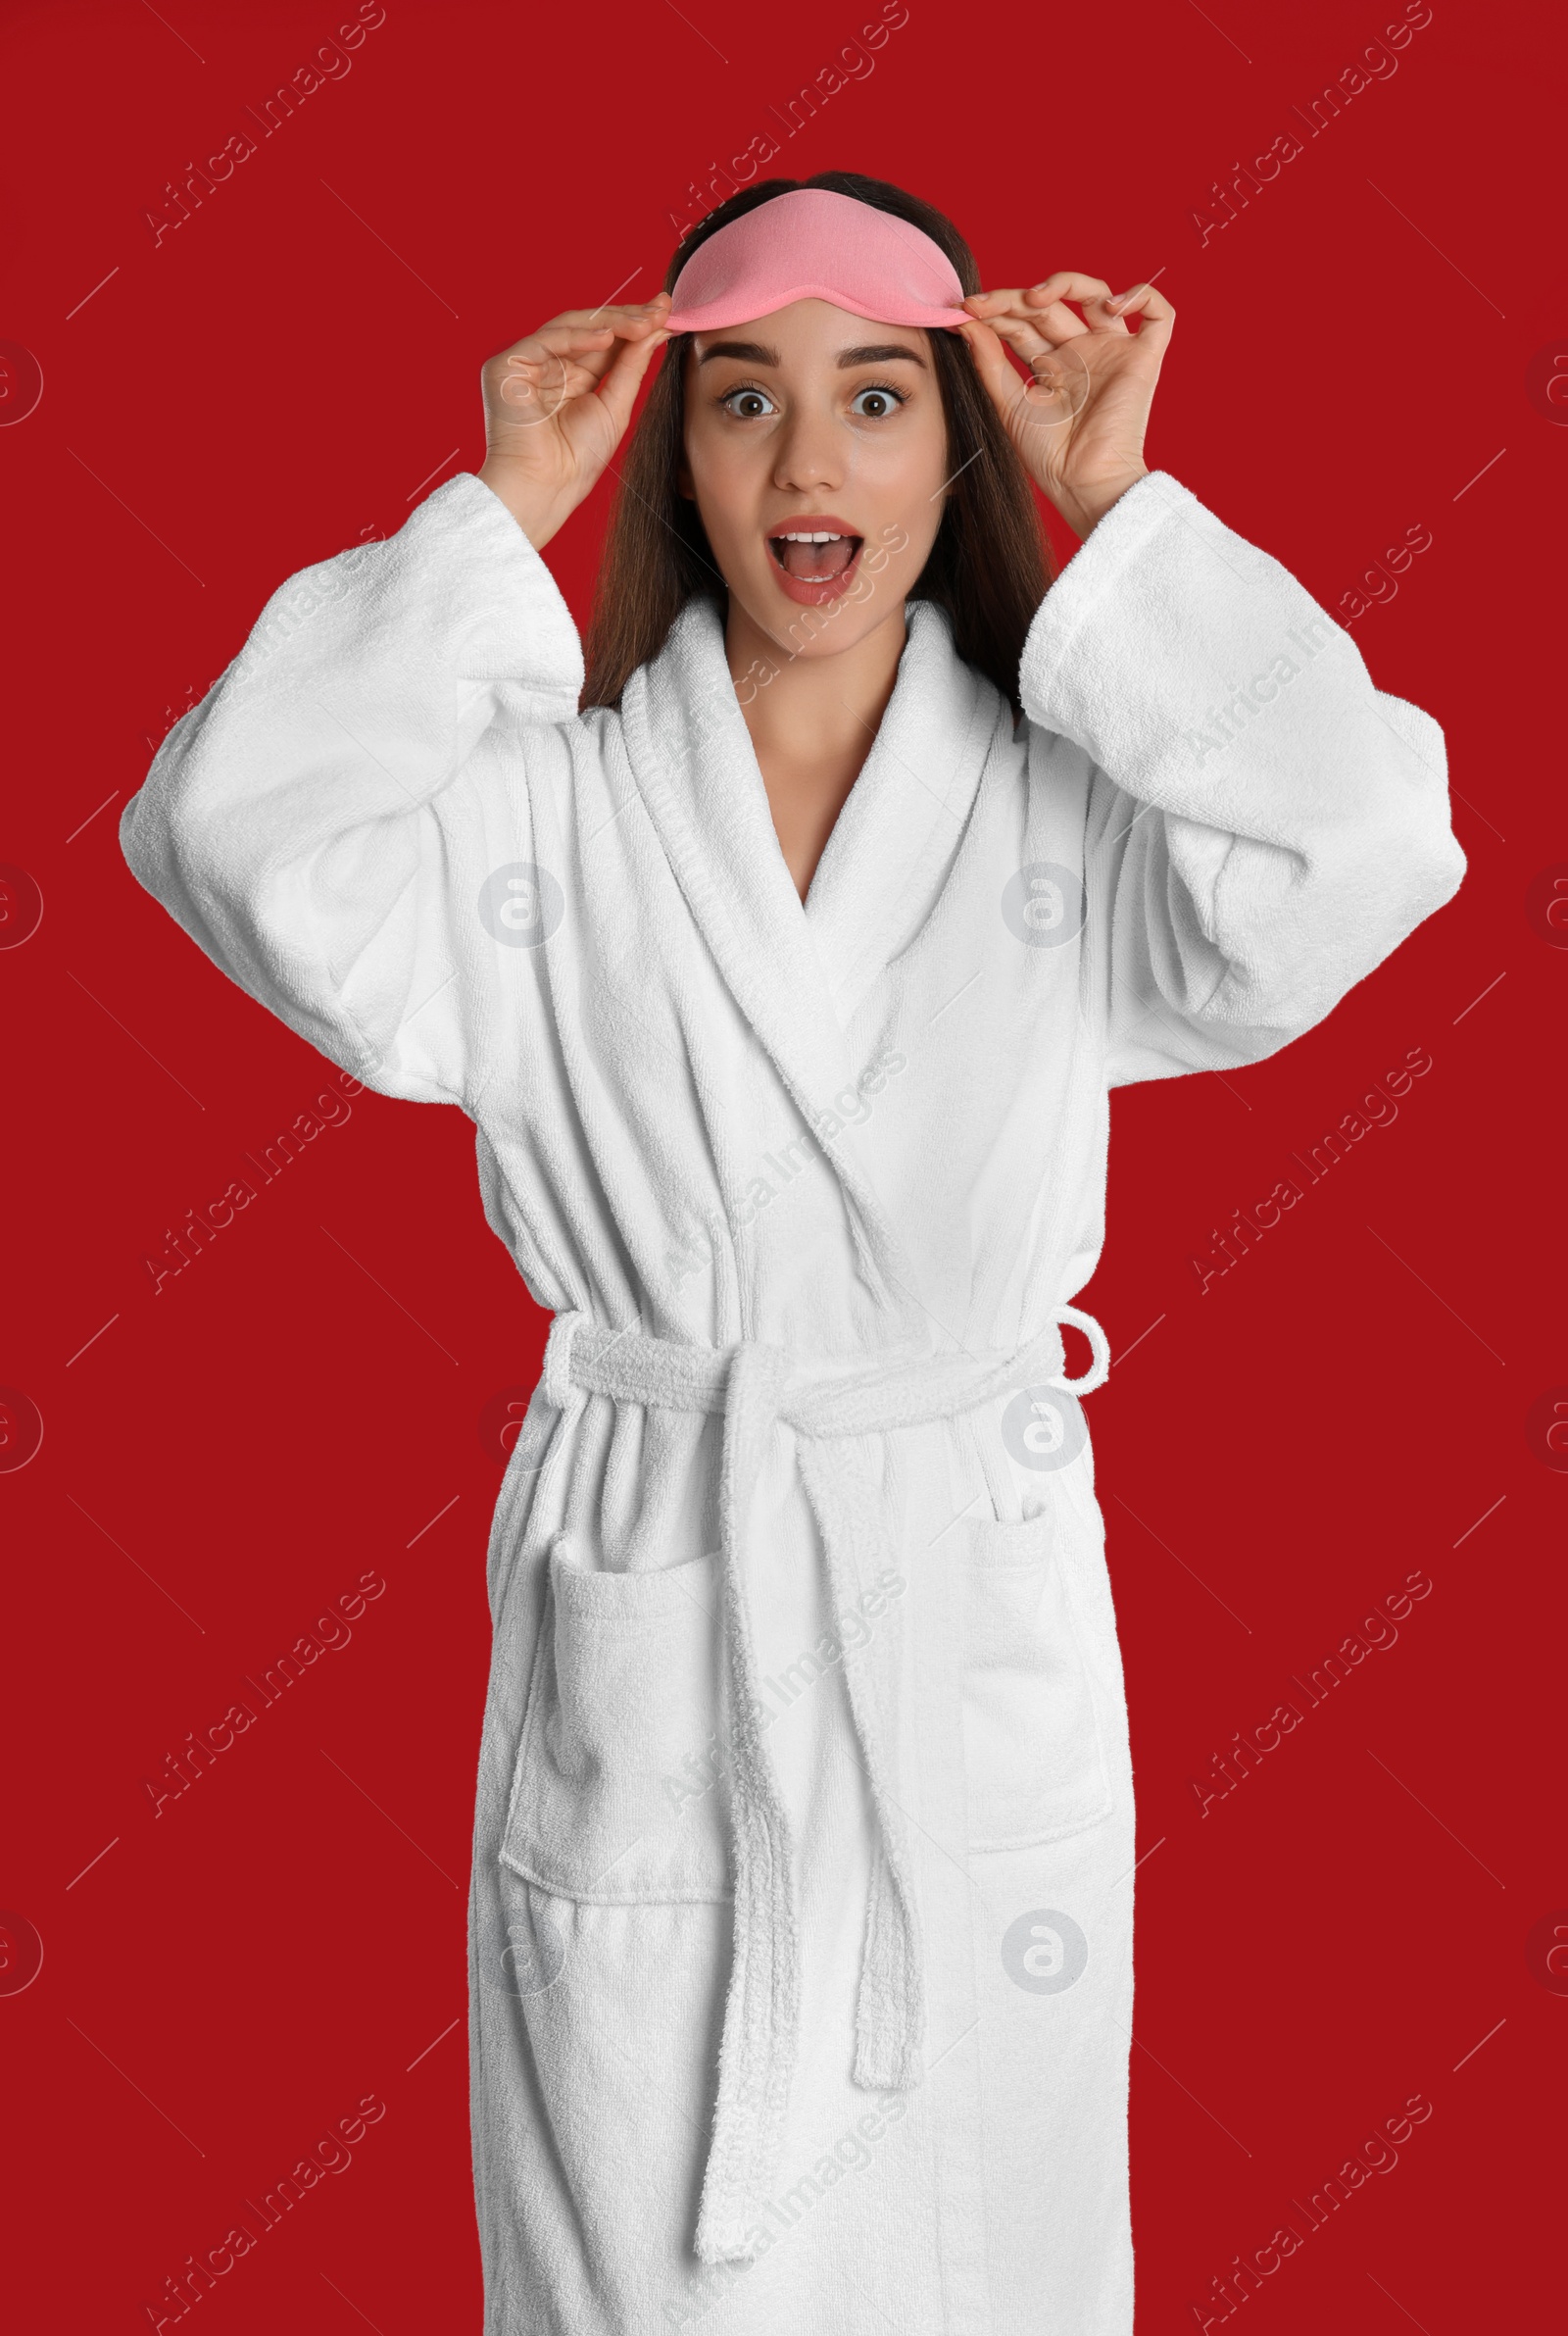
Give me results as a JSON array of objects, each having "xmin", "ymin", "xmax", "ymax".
[
  {"xmin": 619, "ymin": 591, "xmax": 1008, "ymax": 1083},
  {"xmin": 801, "ymin": 599, "xmax": 1011, "ymax": 1016},
  {"xmin": 619, "ymin": 594, "xmax": 1008, "ymax": 1323}
]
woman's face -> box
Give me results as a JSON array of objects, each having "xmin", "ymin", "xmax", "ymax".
[{"xmin": 681, "ymin": 297, "xmax": 952, "ymax": 664}]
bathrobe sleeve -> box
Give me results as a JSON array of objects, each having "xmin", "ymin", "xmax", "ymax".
[
  {"xmin": 119, "ymin": 473, "xmax": 584, "ymax": 1107},
  {"xmin": 1017, "ymin": 471, "xmax": 1466, "ymax": 1086}
]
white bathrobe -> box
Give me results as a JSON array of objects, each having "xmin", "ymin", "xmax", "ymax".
[{"xmin": 120, "ymin": 469, "xmax": 1464, "ymax": 2335}]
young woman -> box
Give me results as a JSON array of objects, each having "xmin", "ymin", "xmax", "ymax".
[{"xmin": 121, "ymin": 174, "xmax": 1464, "ymax": 2334}]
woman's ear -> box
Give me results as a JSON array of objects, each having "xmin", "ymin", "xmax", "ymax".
[{"xmin": 676, "ymin": 453, "xmax": 695, "ymax": 503}]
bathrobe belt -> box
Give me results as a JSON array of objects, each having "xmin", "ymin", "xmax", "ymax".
[{"xmin": 538, "ymin": 1305, "xmax": 1111, "ymax": 2265}]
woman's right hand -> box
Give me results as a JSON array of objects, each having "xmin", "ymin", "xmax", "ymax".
[{"xmin": 476, "ymin": 294, "xmax": 672, "ymax": 549}]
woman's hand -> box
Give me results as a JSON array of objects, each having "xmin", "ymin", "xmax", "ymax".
[
  {"xmin": 477, "ymin": 293, "xmax": 673, "ymax": 549},
  {"xmin": 956, "ymin": 274, "xmax": 1173, "ymax": 539}
]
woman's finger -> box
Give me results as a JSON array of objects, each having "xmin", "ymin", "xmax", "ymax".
[
  {"xmin": 955, "ymin": 318, "xmax": 1041, "ymax": 430},
  {"xmin": 1027, "ymin": 274, "xmax": 1137, "ymax": 339},
  {"xmin": 981, "ymin": 318, "xmax": 1098, "ymax": 401},
  {"xmin": 981, "ymin": 313, "xmax": 1069, "ymax": 366},
  {"xmin": 498, "ymin": 381, "xmax": 595, "ymax": 421},
  {"xmin": 1102, "ymin": 281, "xmax": 1177, "ymax": 348},
  {"xmin": 519, "ymin": 299, "xmax": 672, "ymax": 340},
  {"xmin": 494, "ymin": 331, "xmax": 612, "ymax": 392},
  {"xmin": 965, "ymin": 286, "xmax": 1094, "ymax": 344},
  {"xmin": 515, "ymin": 341, "xmax": 624, "ymax": 393},
  {"xmin": 591, "ymin": 325, "xmax": 673, "ymax": 440},
  {"xmin": 490, "ymin": 303, "xmax": 675, "ymax": 427},
  {"xmin": 1026, "ymin": 303, "xmax": 1101, "ymax": 342},
  {"xmin": 489, "ymin": 304, "xmax": 670, "ymax": 371},
  {"xmin": 498, "ymin": 322, "xmax": 665, "ymax": 399},
  {"xmin": 1022, "ymin": 272, "xmax": 1115, "ymax": 313},
  {"xmin": 968, "ymin": 276, "xmax": 1113, "ymax": 314},
  {"xmin": 518, "ymin": 320, "xmax": 662, "ymax": 359},
  {"xmin": 972, "ymin": 274, "xmax": 1139, "ymax": 340},
  {"xmin": 964, "ymin": 286, "xmax": 1043, "ymax": 321},
  {"xmin": 498, "ymin": 357, "xmax": 605, "ymax": 411}
]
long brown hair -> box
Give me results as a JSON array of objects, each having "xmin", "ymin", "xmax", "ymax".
[{"xmin": 580, "ymin": 171, "xmax": 1053, "ymax": 715}]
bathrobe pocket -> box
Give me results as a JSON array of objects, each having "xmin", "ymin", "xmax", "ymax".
[
  {"xmin": 961, "ymin": 1509, "xmax": 1114, "ymax": 1851},
  {"xmin": 500, "ymin": 1534, "xmax": 732, "ymax": 1904}
]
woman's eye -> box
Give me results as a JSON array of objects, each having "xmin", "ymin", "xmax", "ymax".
[
  {"xmin": 850, "ymin": 384, "xmax": 906, "ymax": 419},
  {"xmin": 720, "ymin": 385, "xmax": 777, "ymax": 419}
]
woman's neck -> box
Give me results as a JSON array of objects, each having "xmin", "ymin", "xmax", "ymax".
[{"xmin": 725, "ymin": 596, "xmax": 909, "ymax": 904}]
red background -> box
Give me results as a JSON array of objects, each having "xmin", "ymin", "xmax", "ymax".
[{"xmin": 2, "ymin": 0, "xmax": 1562, "ymax": 2328}]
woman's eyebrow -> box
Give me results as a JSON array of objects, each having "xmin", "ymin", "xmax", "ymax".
[
  {"xmin": 696, "ymin": 339, "xmax": 780, "ymax": 367},
  {"xmin": 835, "ymin": 343, "xmax": 927, "ymax": 369}
]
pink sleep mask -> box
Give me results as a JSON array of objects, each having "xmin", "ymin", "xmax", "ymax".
[{"xmin": 662, "ymin": 188, "xmax": 972, "ymax": 333}]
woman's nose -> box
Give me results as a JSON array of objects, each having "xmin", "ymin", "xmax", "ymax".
[{"xmin": 771, "ymin": 411, "xmax": 844, "ymax": 495}]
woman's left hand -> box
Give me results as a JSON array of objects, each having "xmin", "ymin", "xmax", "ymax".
[{"xmin": 956, "ymin": 273, "xmax": 1174, "ymax": 539}]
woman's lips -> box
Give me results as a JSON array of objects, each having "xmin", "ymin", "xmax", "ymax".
[{"xmin": 765, "ymin": 524, "xmax": 865, "ymax": 606}]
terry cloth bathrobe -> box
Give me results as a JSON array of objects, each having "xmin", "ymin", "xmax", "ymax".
[{"xmin": 120, "ymin": 469, "xmax": 1465, "ymax": 2335}]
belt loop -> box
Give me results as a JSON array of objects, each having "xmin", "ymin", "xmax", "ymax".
[
  {"xmin": 541, "ymin": 1309, "xmax": 584, "ymax": 1413},
  {"xmin": 1051, "ymin": 1304, "xmax": 1111, "ymax": 1395}
]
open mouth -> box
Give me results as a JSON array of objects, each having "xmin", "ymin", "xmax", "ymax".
[{"xmin": 765, "ymin": 521, "xmax": 865, "ymax": 605}]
